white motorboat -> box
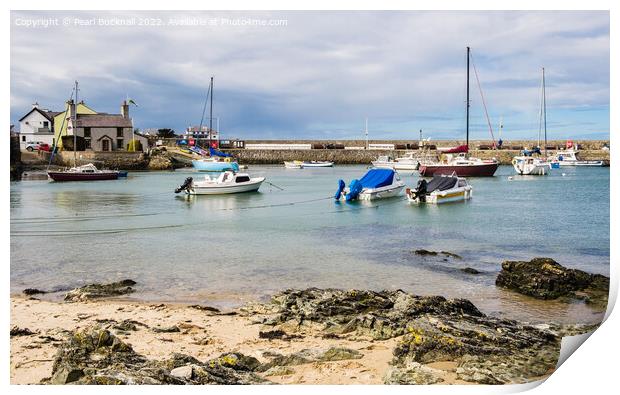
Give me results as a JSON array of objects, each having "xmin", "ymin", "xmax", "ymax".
[
  {"xmin": 549, "ymin": 149, "xmax": 604, "ymax": 167},
  {"xmin": 372, "ymin": 153, "xmax": 421, "ymax": 171},
  {"xmin": 371, "ymin": 155, "xmax": 396, "ymax": 169},
  {"xmin": 174, "ymin": 171, "xmax": 265, "ymax": 195},
  {"xmin": 512, "ymin": 156, "xmax": 549, "ymax": 175},
  {"xmin": 392, "ymin": 152, "xmax": 420, "ymax": 170},
  {"xmin": 406, "ymin": 173, "xmax": 472, "ymax": 204},
  {"xmin": 334, "ymin": 168, "xmax": 405, "ymax": 201},
  {"xmin": 284, "ymin": 161, "xmax": 304, "ymax": 169},
  {"xmin": 302, "ymin": 161, "xmax": 334, "ymax": 168}
]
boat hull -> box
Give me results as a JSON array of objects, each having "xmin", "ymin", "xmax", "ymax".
[
  {"xmin": 284, "ymin": 161, "xmax": 304, "ymax": 169},
  {"xmin": 558, "ymin": 161, "xmax": 604, "ymax": 167},
  {"xmin": 408, "ymin": 187, "xmax": 472, "ymax": 204},
  {"xmin": 192, "ymin": 160, "xmax": 239, "ymax": 172},
  {"xmin": 512, "ymin": 159, "xmax": 548, "ymax": 175},
  {"xmin": 359, "ymin": 185, "xmax": 404, "ymax": 200},
  {"xmin": 47, "ymin": 172, "xmax": 119, "ymax": 181},
  {"xmin": 188, "ymin": 178, "xmax": 265, "ymax": 195},
  {"xmin": 418, "ymin": 163, "xmax": 498, "ymax": 177},
  {"xmin": 302, "ymin": 162, "xmax": 334, "ymax": 168},
  {"xmin": 393, "ymin": 163, "xmax": 419, "ymax": 171},
  {"xmin": 371, "ymin": 161, "xmax": 395, "ymax": 169}
]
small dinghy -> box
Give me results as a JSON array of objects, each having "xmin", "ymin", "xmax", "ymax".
[
  {"xmin": 284, "ymin": 161, "xmax": 304, "ymax": 169},
  {"xmin": 175, "ymin": 171, "xmax": 265, "ymax": 195},
  {"xmin": 302, "ymin": 161, "xmax": 334, "ymax": 168},
  {"xmin": 406, "ymin": 173, "xmax": 472, "ymax": 204},
  {"xmin": 334, "ymin": 168, "xmax": 405, "ymax": 201}
]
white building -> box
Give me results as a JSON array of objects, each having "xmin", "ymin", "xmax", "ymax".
[
  {"xmin": 183, "ymin": 125, "xmax": 219, "ymax": 141},
  {"xmin": 18, "ymin": 103, "xmax": 60, "ymax": 149}
]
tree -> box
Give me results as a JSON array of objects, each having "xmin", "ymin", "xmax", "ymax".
[{"xmin": 157, "ymin": 128, "xmax": 176, "ymax": 138}]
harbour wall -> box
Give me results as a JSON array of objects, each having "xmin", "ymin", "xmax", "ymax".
[
  {"xmin": 221, "ymin": 148, "xmax": 610, "ymax": 165},
  {"xmin": 53, "ymin": 151, "xmax": 149, "ymax": 170},
  {"xmin": 238, "ymin": 139, "xmax": 610, "ymax": 151}
]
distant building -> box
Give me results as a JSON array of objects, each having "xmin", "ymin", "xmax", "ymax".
[
  {"xmin": 183, "ymin": 125, "xmax": 219, "ymax": 141},
  {"xmin": 17, "ymin": 103, "xmax": 61, "ymax": 149},
  {"xmin": 140, "ymin": 128, "xmax": 160, "ymax": 136}
]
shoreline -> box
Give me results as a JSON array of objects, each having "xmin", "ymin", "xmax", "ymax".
[
  {"xmin": 11, "ymin": 284, "xmax": 603, "ymax": 385},
  {"xmin": 9, "ymin": 294, "xmax": 418, "ymax": 385}
]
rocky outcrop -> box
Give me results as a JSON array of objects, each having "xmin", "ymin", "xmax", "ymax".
[
  {"xmin": 258, "ymin": 347, "xmax": 362, "ymax": 372},
  {"xmin": 46, "ymin": 327, "xmax": 269, "ymax": 385},
  {"xmin": 64, "ymin": 280, "xmax": 137, "ymax": 302},
  {"xmin": 496, "ymin": 258, "xmax": 609, "ymax": 308},
  {"xmin": 147, "ymin": 152, "xmax": 174, "ymax": 170},
  {"xmin": 11, "ymin": 326, "xmax": 35, "ymax": 337},
  {"xmin": 23, "ymin": 288, "xmax": 47, "ymax": 295},
  {"xmin": 251, "ymin": 288, "xmax": 562, "ymax": 385}
]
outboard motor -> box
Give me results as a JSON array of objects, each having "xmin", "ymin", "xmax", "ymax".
[
  {"xmin": 175, "ymin": 177, "xmax": 193, "ymax": 194},
  {"xmin": 412, "ymin": 179, "xmax": 428, "ymax": 202},
  {"xmin": 346, "ymin": 179, "xmax": 363, "ymax": 202},
  {"xmin": 334, "ymin": 179, "xmax": 346, "ymax": 200}
]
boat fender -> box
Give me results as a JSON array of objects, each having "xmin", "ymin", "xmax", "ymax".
[
  {"xmin": 334, "ymin": 179, "xmax": 346, "ymax": 200},
  {"xmin": 175, "ymin": 177, "xmax": 193, "ymax": 193},
  {"xmin": 346, "ymin": 179, "xmax": 363, "ymax": 201}
]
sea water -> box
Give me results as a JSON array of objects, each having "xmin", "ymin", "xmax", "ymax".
[{"xmin": 10, "ymin": 165, "xmax": 609, "ymax": 324}]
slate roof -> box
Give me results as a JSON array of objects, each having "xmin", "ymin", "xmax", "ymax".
[
  {"xmin": 18, "ymin": 107, "xmax": 61, "ymax": 122},
  {"xmin": 74, "ymin": 114, "xmax": 133, "ymax": 128}
]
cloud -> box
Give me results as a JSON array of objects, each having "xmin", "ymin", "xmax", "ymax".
[{"xmin": 10, "ymin": 10, "xmax": 609, "ymax": 140}]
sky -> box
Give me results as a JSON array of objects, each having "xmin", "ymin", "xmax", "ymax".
[{"xmin": 10, "ymin": 10, "xmax": 610, "ymax": 140}]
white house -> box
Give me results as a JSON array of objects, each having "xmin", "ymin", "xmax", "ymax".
[{"xmin": 18, "ymin": 103, "xmax": 60, "ymax": 149}]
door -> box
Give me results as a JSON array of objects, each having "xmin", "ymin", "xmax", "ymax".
[{"xmin": 102, "ymin": 139, "xmax": 110, "ymax": 151}]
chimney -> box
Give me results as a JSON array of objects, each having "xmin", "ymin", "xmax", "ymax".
[
  {"xmin": 121, "ymin": 100, "xmax": 129, "ymax": 118},
  {"xmin": 67, "ymin": 99, "xmax": 76, "ymax": 119}
]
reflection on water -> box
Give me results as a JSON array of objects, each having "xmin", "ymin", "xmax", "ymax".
[{"xmin": 10, "ymin": 166, "xmax": 609, "ymax": 325}]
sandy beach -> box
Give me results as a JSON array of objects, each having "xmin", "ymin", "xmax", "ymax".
[{"xmin": 10, "ymin": 295, "xmax": 421, "ymax": 385}]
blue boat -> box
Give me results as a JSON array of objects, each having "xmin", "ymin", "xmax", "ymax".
[
  {"xmin": 192, "ymin": 159, "xmax": 239, "ymax": 172},
  {"xmin": 334, "ymin": 168, "xmax": 405, "ymax": 201}
]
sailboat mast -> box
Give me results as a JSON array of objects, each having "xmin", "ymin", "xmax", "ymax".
[
  {"xmin": 542, "ymin": 67, "xmax": 547, "ymax": 158},
  {"xmin": 73, "ymin": 80, "xmax": 78, "ymax": 167},
  {"xmin": 209, "ymin": 76, "xmax": 214, "ymax": 147},
  {"xmin": 466, "ymin": 47, "xmax": 470, "ymax": 148},
  {"xmin": 365, "ymin": 117, "xmax": 368, "ymax": 149}
]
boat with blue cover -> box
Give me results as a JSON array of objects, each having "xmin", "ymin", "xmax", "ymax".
[
  {"xmin": 334, "ymin": 168, "xmax": 405, "ymax": 201},
  {"xmin": 192, "ymin": 147, "xmax": 240, "ymax": 172}
]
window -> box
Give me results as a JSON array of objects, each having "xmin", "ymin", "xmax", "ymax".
[
  {"xmin": 117, "ymin": 139, "xmax": 124, "ymax": 150},
  {"xmin": 85, "ymin": 139, "xmax": 91, "ymax": 149},
  {"xmin": 84, "ymin": 127, "xmax": 91, "ymax": 137},
  {"xmin": 117, "ymin": 127, "xmax": 123, "ymax": 137},
  {"xmin": 235, "ymin": 176, "xmax": 250, "ymax": 183},
  {"xmin": 21, "ymin": 136, "xmax": 26, "ymax": 142},
  {"xmin": 43, "ymin": 121, "xmax": 49, "ymax": 128}
]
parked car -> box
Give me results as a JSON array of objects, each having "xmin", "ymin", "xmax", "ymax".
[
  {"xmin": 25, "ymin": 141, "xmax": 46, "ymax": 152},
  {"xmin": 38, "ymin": 143, "xmax": 51, "ymax": 152}
]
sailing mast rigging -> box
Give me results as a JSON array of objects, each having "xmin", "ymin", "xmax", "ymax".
[
  {"xmin": 542, "ymin": 67, "xmax": 547, "ymax": 159},
  {"xmin": 73, "ymin": 80, "xmax": 79, "ymax": 167},
  {"xmin": 466, "ymin": 47, "xmax": 470, "ymax": 148}
]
